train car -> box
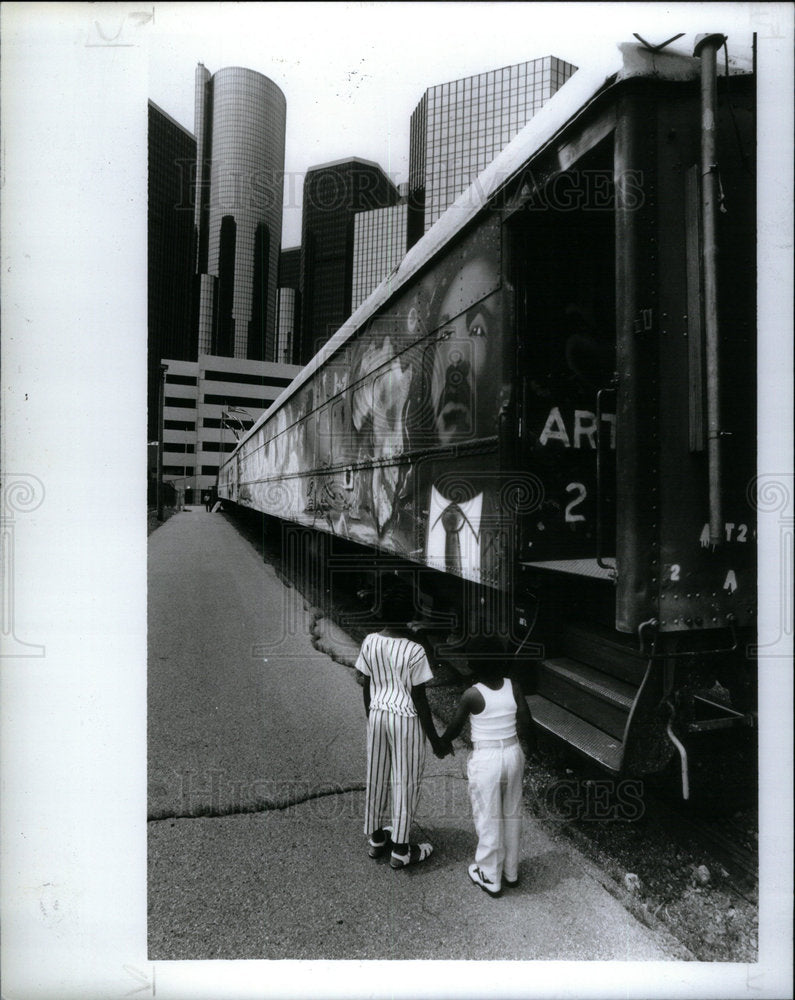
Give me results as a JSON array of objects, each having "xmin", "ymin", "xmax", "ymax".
[{"xmin": 219, "ymin": 35, "xmax": 757, "ymax": 795}]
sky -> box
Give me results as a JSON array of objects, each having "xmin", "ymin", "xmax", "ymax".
[{"xmin": 147, "ymin": 1, "xmax": 761, "ymax": 247}]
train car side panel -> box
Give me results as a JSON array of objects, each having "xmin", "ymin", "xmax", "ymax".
[{"xmin": 225, "ymin": 215, "xmax": 515, "ymax": 589}]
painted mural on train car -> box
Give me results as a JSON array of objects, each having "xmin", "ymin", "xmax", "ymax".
[{"xmin": 229, "ymin": 218, "xmax": 513, "ymax": 589}]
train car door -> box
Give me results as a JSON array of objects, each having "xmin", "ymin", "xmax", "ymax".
[{"xmin": 508, "ymin": 135, "xmax": 617, "ymax": 603}]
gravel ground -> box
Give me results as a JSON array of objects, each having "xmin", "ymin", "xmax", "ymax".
[{"xmin": 220, "ymin": 507, "xmax": 759, "ymax": 963}]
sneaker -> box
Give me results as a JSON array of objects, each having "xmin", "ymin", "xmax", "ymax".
[
  {"xmin": 503, "ymin": 875, "xmax": 519, "ymax": 889},
  {"xmin": 468, "ymin": 863, "xmax": 502, "ymax": 897},
  {"xmin": 367, "ymin": 826, "xmax": 392, "ymax": 859},
  {"xmin": 390, "ymin": 842, "xmax": 433, "ymax": 869}
]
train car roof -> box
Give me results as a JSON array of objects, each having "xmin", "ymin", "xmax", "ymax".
[{"xmin": 235, "ymin": 35, "xmax": 752, "ymax": 450}]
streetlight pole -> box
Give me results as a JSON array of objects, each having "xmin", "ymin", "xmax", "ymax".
[{"xmin": 156, "ymin": 363, "xmax": 168, "ymax": 521}]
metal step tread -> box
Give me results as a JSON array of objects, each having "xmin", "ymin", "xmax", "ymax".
[
  {"xmin": 560, "ymin": 623, "xmax": 649, "ymax": 684},
  {"xmin": 527, "ymin": 694, "xmax": 624, "ymax": 772},
  {"xmin": 541, "ymin": 656, "xmax": 637, "ymax": 709},
  {"xmin": 563, "ymin": 622, "xmax": 646, "ymax": 658}
]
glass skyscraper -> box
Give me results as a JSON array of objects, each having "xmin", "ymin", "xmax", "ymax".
[
  {"xmin": 408, "ymin": 55, "xmax": 577, "ymax": 243},
  {"xmin": 351, "ymin": 200, "xmax": 408, "ymax": 311},
  {"xmin": 148, "ymin": 101, "xmax": 196, "ymax": 442},
  {"xmin": 277, "ymin": 247, "xmax": 301, "ymax": 365},
  {"xmin": 298, "ymin": 158, "xmax": 399, "ymax": 364},
  {"xmin": 193, "ymin": 64, "xmax": 286, "ymax": 361}
]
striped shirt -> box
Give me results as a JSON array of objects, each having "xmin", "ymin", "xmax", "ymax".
[{"xmin": 355, "ymin": 633, "xmax": 433, "ymax": 717}]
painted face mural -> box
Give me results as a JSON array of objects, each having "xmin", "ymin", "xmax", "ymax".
[
  {"xmin": 420, "ymin": 250, "xmax": 504, "ymax": 587},
  {"xmin": 426, "ymin": 254, "xmax": 499, "ymax": 446},
  {"xmin": 431, "ymin": 305, "xmax": 491, "ymax": 444}
]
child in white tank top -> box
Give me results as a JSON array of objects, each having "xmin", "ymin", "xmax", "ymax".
[{"xmin": 441, "ymin": 654, "xmax": 534, "ymax": 897}]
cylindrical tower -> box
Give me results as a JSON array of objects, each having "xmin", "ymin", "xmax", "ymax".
[{"xmin": 193, "ymin": 65, "xmax": 286, "ymax": 361}]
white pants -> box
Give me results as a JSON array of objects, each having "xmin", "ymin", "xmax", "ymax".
[{"xmin": 467, "ymin": 742, "xmax": 525, "ymax": 884}]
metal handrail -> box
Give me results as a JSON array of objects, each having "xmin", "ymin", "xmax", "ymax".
[{"xmin": 596, "ymin": 383, "xmax": 617, "ymax": 572}]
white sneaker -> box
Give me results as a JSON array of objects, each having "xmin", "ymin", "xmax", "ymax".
[{"xmin": 468, "ymin": 863, "xmax": 501, "ymax": 897}]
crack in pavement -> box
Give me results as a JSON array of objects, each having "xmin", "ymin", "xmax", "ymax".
[
  {"xmin": 148, "ymin": 770, "xmax": 464, "ymax": 823},
  {"xmin": 148, "ymin": 782, "xmax": 366, "ymax": 823}
]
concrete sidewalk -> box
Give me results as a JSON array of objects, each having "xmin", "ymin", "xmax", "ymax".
[{"xmin": 148, "ymin": 506, "xmax": 677, "ymax": 960}]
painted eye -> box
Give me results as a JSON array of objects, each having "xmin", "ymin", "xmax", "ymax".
[{"xmin": 469, "ymin": 318, "xmax": 487, "ymax": 337}]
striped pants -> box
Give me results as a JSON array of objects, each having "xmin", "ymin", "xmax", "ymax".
[{"xmin": 364, "ymin": 709, "xmax": 426, "ymax": 845}]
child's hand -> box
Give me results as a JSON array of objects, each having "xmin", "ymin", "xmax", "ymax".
[{"xmin": 433, "ymin": 737, "xmax": 454, "ymax": 759}]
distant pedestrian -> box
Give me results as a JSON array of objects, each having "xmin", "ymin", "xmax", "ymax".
[
  {"xmin": 204, "ymin": 492, "xmax": 212, "ymax": 512},
  {"xmin": 355, "ymin": 590, "xmax": 449, "ymax": 869},
  {"xmin": 440, "ymin": 641, "xmax": 534, "ymax": 897}
]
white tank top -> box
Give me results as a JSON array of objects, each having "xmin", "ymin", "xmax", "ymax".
[{"xmin": 470, "ymin": 679, "xmax": 517, "ymax": 741}]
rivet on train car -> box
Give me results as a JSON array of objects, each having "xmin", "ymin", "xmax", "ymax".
[{"xmin": 685, "ymin": 618, "xmax": 693, "ymax": 626}]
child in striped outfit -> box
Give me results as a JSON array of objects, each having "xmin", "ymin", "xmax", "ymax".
[
  {"xmin": 441, "ymin": 651, "xmax": 534, "ymax": 897},
  {"xmin": 355, "ymin": 598, "xmax": 449, "ymax": 868}
]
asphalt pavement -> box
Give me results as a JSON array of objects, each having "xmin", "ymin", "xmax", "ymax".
[{"xmin": 148, "ymin": 506, "xmax": 675, "ymax": 961}]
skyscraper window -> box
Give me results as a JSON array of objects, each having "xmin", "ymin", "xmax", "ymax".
[{"xmin": 408, "ymin": 55, "xmax": 577, "ymax": 244}]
